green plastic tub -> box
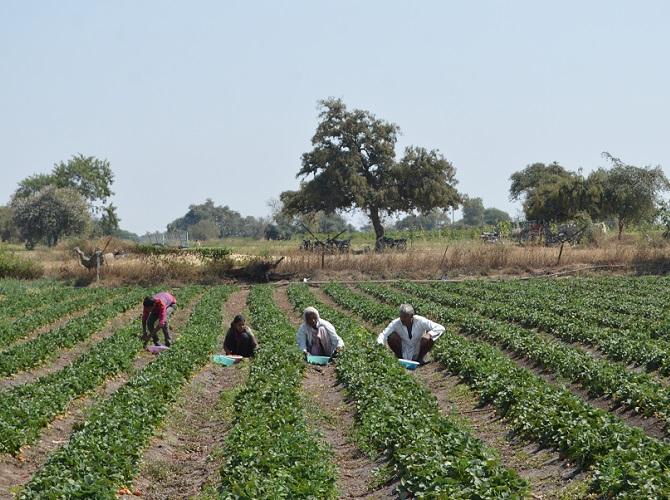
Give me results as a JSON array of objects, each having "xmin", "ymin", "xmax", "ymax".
[
  {"xmin": 212, "ymin": 354, "xmax": 236, "ymax": 367},
  {"xmin": 307, "ymin": 354, "xmax": 330, "ymax": 365}
]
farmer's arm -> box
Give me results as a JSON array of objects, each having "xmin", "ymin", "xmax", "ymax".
[
  {"xmin": 422, "ymin": 317, "xmax": 445, "ymax": 341},
  {"xmin": 296, "ymin": 327, "xmax": 308, "ymax": 353},
  {"xmin": 223, "ymin": 330, "xmax": 234, "ymax": 355},
  {"xmin": 377, "ymin": 320, "xmax": 397, "ymax": 346}
]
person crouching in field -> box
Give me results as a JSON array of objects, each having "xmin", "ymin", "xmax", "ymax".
[
  {"xmin": 142, "ymin": 291, "xmax": 176, "ymax": 348},
  {"xmin": 297, "ymin": 307, "xmax": 344, "ymax": 358},
  {"xmin": 377, "ymin": 304, "xmax": 444, "ymax": 364},
  {"xmin": 224, "ymin": 314, "xmax": 258, "ymax": 358}
]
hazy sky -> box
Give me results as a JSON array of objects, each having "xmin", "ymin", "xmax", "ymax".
[{"xmin": 2, "ymin": 1, "xmax": 669, "ymax": 234}]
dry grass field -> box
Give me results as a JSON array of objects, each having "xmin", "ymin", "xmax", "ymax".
[{"xmin": 6, "ymin": 233, "xmax": 670, "ymax": 284}]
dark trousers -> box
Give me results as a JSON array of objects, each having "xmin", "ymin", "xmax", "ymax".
[{"xmin": 147, "ymin": 304, "xmax": 175, "ymax": 346}]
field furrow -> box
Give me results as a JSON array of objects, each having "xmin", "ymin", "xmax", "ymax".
[
  {"xmin": 123, "ymin": 288, "xmax": 250, "ymax": 500},
  {"xmin": 0, "ymin": 289, "xmax": 203, "ymax": 499},
  {"xmin": 217, "ymin": 285, "xmax": 338, "ymax": 499},
  {"xmin": 19, "ymin": 286, "xmax": 233, "ymax": 498},
  {"xmin": 332, "ymin": 282, "xmax": 670, "ymax": 498},
  {"xmin": 287, "ymin": 284, "xmax": 529, "ymax": 498},
  {"xmin": 390, "ymin": 281, "xmax": 670, "ymax": 433}
]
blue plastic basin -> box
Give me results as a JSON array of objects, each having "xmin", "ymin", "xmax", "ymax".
[
  {"xmin": 307, "ymin": 354, "xmax": 330, "ymax": 365},
  {"xmin": 212, "ymin": 355, "xmax": 236, "ymax": 367},
  {"xmin": 399, "ymin": 358, "xmax": 420, "ymax": 370}
]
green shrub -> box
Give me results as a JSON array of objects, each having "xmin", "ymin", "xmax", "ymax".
[{"xmin": 0, "ymin": 248, "xmax": 43, "ymax": 279}]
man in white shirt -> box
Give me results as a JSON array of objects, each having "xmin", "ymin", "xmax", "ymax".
[{"xmin": 377, "ymin": 304, "xmax": 444, "ymax": 364}]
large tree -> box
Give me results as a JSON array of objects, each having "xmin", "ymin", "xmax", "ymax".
[
  {"xmin": 598, "ymin": 153, "xmax": 670, "ymax": 239},
  {"xmin": 14, "ymin": 154, "xmax": 114, "ymax": 213},
  {"xmin": 461, "ymin": 197, "xmax": 485, "ymax": 226},
  {"xmin": 281, "ymin": 98, "xmax": 460, "ymax": 249},
  {"xmin": 0, "ymin": 206, "xmax": 19, "ymax": 242},
  {"xmin": 509, "ymin": 162, "xmax": 604, "ymax": 222},
  {"xmin": 483, "ymin": 207, "xmax": 511, "ymax": 225},
  {"xmin": 11, "ymin": 186, "xmax": 90, "ymax": 248}
]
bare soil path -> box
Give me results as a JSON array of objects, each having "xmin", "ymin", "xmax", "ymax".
[
  {"xmin": 356, "ymin": 284, "xmax": 670, "ymax": 440},
  {"xmin": 0, "ymin": 295, "xmax": 202, "ymax": 500},
  {"xmin": 274, "ymin": 286, "xmax": 395, "ymax": 499},
  {"xmin": 124, "ymin": 288, "xmax": 250, "ymax": 500},
  {"xmin": 320, "ymin": 284, "xmax": 588, "ymax": 499}
]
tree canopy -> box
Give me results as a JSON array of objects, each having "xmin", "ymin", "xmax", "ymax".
[
  {"xmin": 281, "ymin": 98, "xmax": 460, "ymax": 248},
  {"xmin": 168, "ymin": 199, "xmax": 266, "ymax": 238},
  {"xmin": 509, "ymin": 155, "xmax": 669, "ymax": 238},
  {"xmin": 11, "ymin": 186, "xmax": 90, "ymax": 248},
  {"xmin": 14, "ymin": 154, "xmax": 114, "ymax": 212},
  {"xmin": 461, "ymin": 197, "xmax": 485, "ymax": 226},
  {"xmin": 483, "ymin": 207, "xmax": 511, "ymax": 225},
  {"xmin": 598, "ymin": 153, "xmax": 670, "ymax": 239},
  {"xmin": 395, "ymin": 210, "xmax": 451, "ymax": 231}
]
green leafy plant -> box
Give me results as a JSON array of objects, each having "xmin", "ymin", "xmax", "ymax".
[
  {"xmin": 20, "ymin": 286, "xmax": 233, "ymax": 499},
  {"xmin": 218, "ymin": 285, "xmax": 337, "ymax": 499},
  {"xmin": 289, "ymin": 284, "xmax": 528, "ymax": 498}
]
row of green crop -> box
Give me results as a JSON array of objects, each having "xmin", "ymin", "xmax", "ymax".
[
  {"xmin": 0, "ymin": 286, "xmax": 202, "ymax": 456},
  {"xmin": 0, "ymin": 289, "xmax": 144, "ymax": 377},
  {"xmin": 218, "ymin": 286, "xmax": 337, "ymax": 498},
  {"xmin": 0, "ymin": 282, "xmax": 78, "ymax": 323},
  {"xmin": 20, "ymin": 286, "xmax": 232, "ymax": 499},
  {"xmin": 289, "ymin": 284, "xmax": 529, "ymax": 498},
  {"xmin": 349, "ymin": 282, "xmax": 670, "ymax": 498},
  {"xmin": 451, "ymin": 279, "xmax": 669, "ymax": 339},
  {"xmin": 455, "ymin": 277, "xmax": 666, "ymax": 320},
  {"xmin": 426, "ymin": 281, "xmax": 670, "ymax": 377},
  {"xmin": 0, "ymin": 287, "xmax": 119, "ymax": 346},
  {"xmin": 392, "ymin": 282, "xmax": 670, "ymax": 430}
]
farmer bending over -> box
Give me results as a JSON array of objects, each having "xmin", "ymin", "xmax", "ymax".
[
  {"xmin": 296, "ymin": 306, "xmax": 344, "ymax": 357},
  {"xmin": 142, "ymin": 291, "xmax": 176, "ymax": 347},
  {"xmin": 224, "ymin": 314, "xmax": 258, "ymax": 358},
  {"xmin": 377, "ymin": 304, "xmax": 444, "ymax": 364}
]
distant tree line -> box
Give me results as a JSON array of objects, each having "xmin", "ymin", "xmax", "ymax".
[
  {"xmin": 2, "ymin": 101, "xmax": 668, "ymax": 249},
  {"xmin": 510, "ymin": 153, "xmax": 669, "ymax": 239}
]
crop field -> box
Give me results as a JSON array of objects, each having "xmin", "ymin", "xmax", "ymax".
[{"xmin": 1, "ymin": 276, "xmax": 670, "ymax": 499}]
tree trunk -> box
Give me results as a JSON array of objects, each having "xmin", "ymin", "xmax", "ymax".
[
  {"xmin": 618, "ymin": 220, "xmax": 624, "ymax": 241},
  {"xmin": 369, "ymin": 208, "xmax": 385, "ymax": 251}
]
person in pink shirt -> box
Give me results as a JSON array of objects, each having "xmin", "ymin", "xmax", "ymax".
[{"xmin": 141, "ymin": 291, "xmax": 176, "ymax": 347}]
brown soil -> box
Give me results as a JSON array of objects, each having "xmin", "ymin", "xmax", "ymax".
[
  {"xmin": 322, "ymin": 285, "xmax": 590, "ymax": 498},
  {"xmin": 274, "ymin": 286, "xmax": 396, "ymax": 499},
  {"xmin": 123, "ymin": 288, "xmax": 250, "ymax": 500},
  {"xmin": 414, "ymin": 363, "xmax": 588, "ymax": 499},
  {"xmin": 0, "ymin": 295, "xmax": 202, "ymax": 499},
  {"xmin": 353, "ymin": 284, "xmax": 670, "ymax": 440},
  {"xmin": 487, "ymin": 341, "xmax": 669, "ymax": 440}
]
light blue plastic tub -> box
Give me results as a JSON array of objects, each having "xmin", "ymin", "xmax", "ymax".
[
  {"xmin": 307, "ymin": 354, "xmax": 330, "ymax": 365},
  {"xmin": 212, "ymin": 354, "xmax": 236, "ymax": 367},
  {"xmin": 399, "ymin": 358, "xmax": 420, "ymax": 370}
]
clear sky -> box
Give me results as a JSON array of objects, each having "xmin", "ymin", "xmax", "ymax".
[{"xmin": 1, "ymin": 1, "xmax": 669, "ymax": 234}]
